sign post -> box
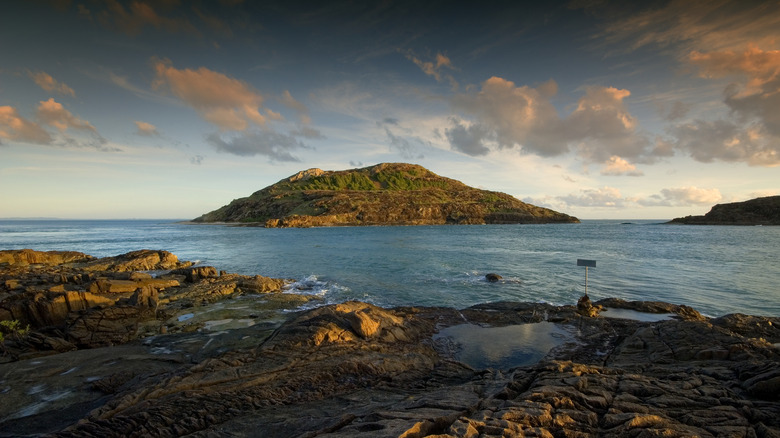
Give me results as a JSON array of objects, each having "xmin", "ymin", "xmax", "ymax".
[{"xmin": 576, "ymin": 259, "xmax": 596, "ymax": 296}]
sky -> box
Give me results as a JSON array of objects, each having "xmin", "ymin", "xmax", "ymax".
[{"xmin": 1, "ymin": 0, "xmax": 779, "ymax": 220}]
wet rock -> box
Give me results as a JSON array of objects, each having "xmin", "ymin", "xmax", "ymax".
[
  {"xmin": 595, "ymin": 297, "xmax": 705, "ymax": 321},
  {"xmin": 169, "ymin": 266, "xmax": 219, "ymax": 282},
  {"xmin": 2, "ymin": 250, "xmax": 779, "ymax": 438},
  {"xmin": 0, "ymin": 249, "xmax": 94, "ymax": 267},
  {"xmin": 576, "ymin": 294, "xmax": 602, "ymax": 317},
  {"xmin": 485, "ymin": 273, "xmax": 502, "ymax": 282},
  {"xmin": 66, "ymin": 306, "xmax": 149, "ymax": 347},
  {"xmin": 125, "ymin": 285, "xmax": 159, "ymax": 309},
  {"xmin": 238, "ymin": 275, "xmax": 285, "ymax": 293},
  {"xmin": 78, "ymin": 250, "xmax": 191, "ymax": 272},
  {"xmin": 87, "ymin": 278, "xmax": 179, "ymax": 294}
]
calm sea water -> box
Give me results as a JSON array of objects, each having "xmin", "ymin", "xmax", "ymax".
[{"xmin": 1, "ymin": 220, "xmax": 778, "ymax": 317}]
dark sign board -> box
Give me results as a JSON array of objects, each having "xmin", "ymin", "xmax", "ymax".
[{"xmin": 577, "ymin": 259, "xmax": 596, "ymax": 268}]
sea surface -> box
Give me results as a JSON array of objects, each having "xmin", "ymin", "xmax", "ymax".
[{"xmin": 1, "ymin": 219, "xmax": 778, "ymax": 317}]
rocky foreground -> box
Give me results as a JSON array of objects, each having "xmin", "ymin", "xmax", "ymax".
[{"xmin": 1, "ymin": 250, "xmax": 779, "ymax": 437}]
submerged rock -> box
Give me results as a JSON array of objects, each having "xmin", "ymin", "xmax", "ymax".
[{"xmin": 485, "ymin": 273, "xmax": 502, "ymax": 282}]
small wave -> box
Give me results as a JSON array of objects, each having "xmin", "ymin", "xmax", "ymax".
[{"xmin": 284, "ymin": 274, "xmax": 352, "ymax": 298}]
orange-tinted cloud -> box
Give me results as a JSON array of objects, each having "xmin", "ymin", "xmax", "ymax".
[
  {"xmin": 280, "ymin": 90, "xmax": 310, "ymax": 124},
  {"xmin": 688, "ymin": 46, "xmax": 780, "ymax": 95},
  {"xmin": 28, "ymin": 71, "xmax": 75, "ymax": 97},
  {"xmin": 596, "ymin": 0, "xmax": 780, "ymax": 54},
  {"xmin": 673, "ymin": 46, "xmax": 780, "ymax": 165},
  {"xmin": 0, "ymin": 106, "xmax": 52, "ymax": 144},
  {"xmin": 134, "ymin": 120, "xmax": 158, "ymax": 136},
  {"xmin": 151, "ymin": 58, "xmax": 265, "ymax": 131},
  {"xmin": 406, "ymin": 51, "xmax": 458, "ymax": 89},
  {"xmin": 36, "ymin": 98, "xmax": 96, "ymax": 132},
  {"xmin": 96, "ymin": 0, "xmax": 198, "ymax": 36}
]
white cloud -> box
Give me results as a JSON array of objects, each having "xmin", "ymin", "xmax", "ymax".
[
  {"xmin": 557, "ymin": 186, "xmax": 630, "ymax": 208},
  {"xmin": 639, "ymin": 186, "xmax": 722, "ymax": 206}
]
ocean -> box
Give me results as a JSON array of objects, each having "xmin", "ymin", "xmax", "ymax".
[{"xmin": 1, "ymin": 219, "xmax": 778, "ymax": 317}]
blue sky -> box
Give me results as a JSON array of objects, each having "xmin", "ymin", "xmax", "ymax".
[{"xmin": 1, "ymin": 0, "xmax": 778, "ymax": 219}]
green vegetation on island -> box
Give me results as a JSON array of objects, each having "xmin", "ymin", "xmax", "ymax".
[{"xmin": 193, "ymin": 163, "xmax": 579, "ymax": 227}]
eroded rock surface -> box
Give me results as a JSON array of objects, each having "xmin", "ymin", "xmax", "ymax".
[
  {"xmin": 1, "ymin": 251, "xmax": 779, "ymax": 438},
  {"xmin": 0, "ymin": 249, "xmax": 302, "ymax": 353}
]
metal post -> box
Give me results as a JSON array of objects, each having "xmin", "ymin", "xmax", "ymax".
[
  {"xmin": 577, "ymin": 259, "xmax": 596, "ymax": 297},
  {"xmin": 585, "ymin": 266, "xmax": 588, "ymax": 296}
]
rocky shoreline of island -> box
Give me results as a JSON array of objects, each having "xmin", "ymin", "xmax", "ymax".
[{"xmin": 1, "ymin": 249, "xmax": 779, "ymax": 437}]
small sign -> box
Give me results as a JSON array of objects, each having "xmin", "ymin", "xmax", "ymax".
[{"xmin": 577, "ymin": 259, "xmax": 596, "ymax": 268}]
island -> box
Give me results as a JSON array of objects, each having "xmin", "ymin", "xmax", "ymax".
[
  {"xmin": 668, "ymin": 195, "xmax": 780, "ymax": 225},
  {"xmin": 1, "ymin": 249, "xmax": 778, "ymax": 437},
  {"xmin": 193, "ymin": 163, "xmax": 579, "ymax": 227}
]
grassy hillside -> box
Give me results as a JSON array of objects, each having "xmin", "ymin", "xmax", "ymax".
[{"xmin": 194, "ymin": 163, "xmax": 579, "ymax": 227}]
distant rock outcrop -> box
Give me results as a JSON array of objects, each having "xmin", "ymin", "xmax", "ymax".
[
  {"xmin": 668, "ymin": 195, "xmax": 780, "ymax": 225},
  {"xmin": 193, "ymin": 163, "xmax": 579, "ymax": 227}
]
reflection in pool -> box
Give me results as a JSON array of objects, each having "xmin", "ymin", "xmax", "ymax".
[
  {"xmin": 601, "ymin": 308, "xmax": 675, "ymax": 322},
  {"xmin": 434, "ymin": 322, "xmax": 573, "ymax": 370}
]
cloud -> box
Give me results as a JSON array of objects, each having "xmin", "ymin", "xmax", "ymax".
[
  {"xmin": 151, "ymin": 58, "xmax": 266, "ymax": 131},
  {"xmin": 669, "ymin": 119, "xmax": 779, "ymax": 166},
  {"xmin": 656, "ymin": 100, "xmax": 691, "ymax": 122},
  {"xmin": 376, "ymin": 118, "xmax": 426, "ymax": 159},
  {"xmin": 0, "ymin": 105, "xmax": 53, "ymax": 145},
  {"xmin": 383, "ymin": 127, "xmax": 425, "ymax": 160},
  {"xmin": 557, "ymin": 186, "xmax": 630, "ymax": 208},
  {"xmin": 688, "ymin": 46, "xmax": 780, "ymax": 95},
  {"xmin": 533, "ymin": 184, "xmax": 722, "ymax": 212},
  {"xmin": 444, "ymin": 118, "xmax": 491, "ymax": 156},
  {"xmin": 639, "ymin": 187, "xmax": 722, "ymax": 207},
  {"xmin": 134, "ymin": 120, "xmax": 159, "ymax": 136},
  {"xmin": 594, "ymin": 0, "xmax": 780, "ymax": 54},
  {"xmin": 405, "ymin": 50, "xmax": 458, "ymax": 89},
  {"xmin": 93, "ymin": 0, "xmax": 198, "ymax": 36},
  {"xmin": 450, "ymin": 77, "xmax": 649, "ymax": 162},
  {"xmin": 686, "ymin": 46, "xmax": 780, "ymax": 140},
  {"xmin": 451, "ymin": 77, "xmax": 566, "ymax": 156},
  {"xmin": 568, "ymin": 86, "xmax": 650, "ymax": 162},
  {"xmin": 28, "ymin": 71, "xmax": 75, "ymax": 97},
  {"xmin": 600, "ymin": 156, "xmax": 643, "ymax": 176},
  {"xmin": 36, "ymin": 98, "xmax": 96, "ymax": 132},
  {"xmin": 205, "ymin": 130, "xmax": 309, "ymax": 161},
  {"xmin": 280, "ymin": 90, "xmax": 311, "ymax": 124}
]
